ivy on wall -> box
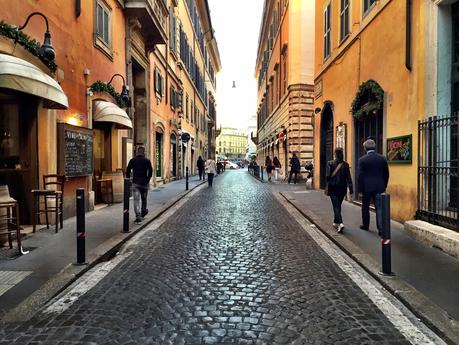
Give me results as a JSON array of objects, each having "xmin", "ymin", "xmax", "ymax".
[
  {"xmin": 0, "ymin": 21, "xmax": 57, "ymax": 72},
  {"xmin": 89, "ymin": 81, "xmax": 127, "ymax": 108},
  {"xmin": 350, "ymin": 80, "xmax": 384, "ymax": 120}
]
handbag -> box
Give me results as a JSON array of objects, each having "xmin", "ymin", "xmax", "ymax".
[{"xmin": 324, "ymin": 162, "xmax": 343, "ymax": 196}]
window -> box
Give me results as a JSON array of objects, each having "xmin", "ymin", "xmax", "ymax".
[
  {"xmin": 154, "ymin": 68, "xmax": 164, "ymax": 97},
  {"xmin": 170, "ymin": 87, "xmax": 176, "ymax": 110},
  {"xmin": 186, "ymin": 95, "xmax": 189, "ymax": 121},
  {"xmin": 95, "ymin": 1, "xmax": 111, "ymax": 47},
  {"xmin": 169, "ymin": 6, "xmax": 177, "ymax": 52},
  {"xmin": 363, "ymin": 0, "xmax": 376, "ymax": 15},
  {"xmin": 340, "ymin": 0, "xmax": 350, "ymax": 41},
  {"xmin": 324, "ymin": 3, "xmax": 331, "ymax": 60},
  {"xmin": 283, "ymin": 53, "xmax": 287, "ymax": 95}
]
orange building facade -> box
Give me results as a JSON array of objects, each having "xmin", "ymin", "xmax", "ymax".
[
  {"xmin": 254, "ymin": 0, "xmax": 315, "ymax": 174},
  {"xmin": 0, "ymin": 0, "xmax": 219, "ymax": 226},
  {"xmin": 313, "ymin": 0, "xmax": 431, "ymax": 223}
]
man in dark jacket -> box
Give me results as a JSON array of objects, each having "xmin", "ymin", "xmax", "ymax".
[
  {"xmin": 126, "ymin": 146, "xmax": 153, "ymax": 223},
  {"xmin": 358, "ymin": 139, "xmax": 389, "ymax": 235},
  {"xmin": 288, "ymin": 153, "xmax": 301, "ymax": 184}
]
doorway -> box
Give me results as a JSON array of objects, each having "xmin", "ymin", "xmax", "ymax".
[
  {"xmin": 0, "ymin": 91, "xmax": 38, "ymax": 224},
  {"xmin": 170, "ymin": 134, "xmax": 177, "ymax": 178},
  {"xmin": 320, "ymin": 103, "xmax": 334, "ymax": 189},
  {"xmin": 155, "ymin": 131, "xmax": 163, "ymax": 178}
]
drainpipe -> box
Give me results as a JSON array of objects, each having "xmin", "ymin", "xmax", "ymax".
[{"xmin": 406, "ymin": 0, "xmax": 412, "ymax": 71}]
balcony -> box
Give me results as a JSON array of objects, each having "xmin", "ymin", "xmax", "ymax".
[{"xmin": 125, "ymin": 0, "xmax": 168, "ymax": 47}]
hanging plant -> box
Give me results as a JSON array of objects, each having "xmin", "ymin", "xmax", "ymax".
[
  {"xmin": 350, "ymin": 80, "xmax": 384, "ymax": 120},
  {"xmin": 89, "ymin": 80, "xmax": 127, "ymax": 108},
  {"xmin": 0, "ymin": 21, "xmax": 57, "ymax": 72}
]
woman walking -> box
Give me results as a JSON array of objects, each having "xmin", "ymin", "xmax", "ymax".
[
  {"xmin": 326, "ymin": 148, "xmax": 353, "ymax": 233},
  {"xmin": 197, "ymin": 156, "xmax": 205, "ymax": 180},
  {"xmin": 205, "ymin": 156, "xmax": 217, "ymax": 187},
  {"xmin": 273, "ymin": 156, "xmax": 281, "ymax": 181},
  {"xmin": 265, "ymin": 156, "xmax": 273, "ymax": 181}
]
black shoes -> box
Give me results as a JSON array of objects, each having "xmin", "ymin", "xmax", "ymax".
[
  {"xmin": 141, "ymin": 209, "xmax": 149, "ymax": 218},
  {"xmin": 360, "ymin": 225, "xmax": 369, "ymax": 231}
]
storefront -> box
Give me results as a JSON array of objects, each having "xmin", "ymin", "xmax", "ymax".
[{"xmin": 0, "ymin": 53, "xmax": 68, "ymax": 223}]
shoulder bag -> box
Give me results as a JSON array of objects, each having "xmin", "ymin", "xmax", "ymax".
[{"xmin": 324, "ymin": 162, "xmax": 343, "ymax": 196}]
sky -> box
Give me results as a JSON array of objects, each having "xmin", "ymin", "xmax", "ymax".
[{"xmin": 208, "ymin": 0, "xmax": 264, "ymax": 131}]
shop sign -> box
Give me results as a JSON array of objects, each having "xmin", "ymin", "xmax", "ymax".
[
  {"xmin": 181, "ymin": 132, "xmax": 191, "ymax": 143},
  {"xmin": 386, "ymin": 135, "xmax": 412, "ymax": 164},
  {"xmin": 314, "ymin": 79, "xmax": 323, "ymax": 99},
  {"xmin": 336, "ymin": 123, "xmax": 346, "ymax": 160}
]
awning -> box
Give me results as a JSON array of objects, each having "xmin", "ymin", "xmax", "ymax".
[
  {"xmin": 0, "ymin": 53, "xmax": 68, "ymax": 109},
  {"xmin": 93, "ymin": 100, "xmax": 132, "ymax": 129}
]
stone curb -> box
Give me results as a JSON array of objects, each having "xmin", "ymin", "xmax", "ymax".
[
  {"xmin": 1, "ymin": 180, "xmax": 207, "ymax": 323},
  {"xmin": 279, "ymin": 192, "xmax": 459, "ymax": 345}
]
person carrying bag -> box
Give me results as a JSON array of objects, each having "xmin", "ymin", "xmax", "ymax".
[{"xmin": 325, "ymin": 148, "xmax": 353, "ymax": 233}]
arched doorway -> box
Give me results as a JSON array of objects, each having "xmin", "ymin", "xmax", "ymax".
[
  {"xmin": 320, "ymin": 103, "xmax": 334, "ymax": 188},
  {"xmin": 352, "ymin": 80, "xmax": 384, "ymax": 195},
  {"xmin": 155, "ymin": 127, "xmax": 164, "ymax": 180}
]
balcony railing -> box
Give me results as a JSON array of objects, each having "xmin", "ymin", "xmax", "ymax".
[{"xmin": 125, "ymin": 0, "xmax": 167, "ymax": 46}]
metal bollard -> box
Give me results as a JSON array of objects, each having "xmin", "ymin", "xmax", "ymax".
[
  {"xmin": 380, "ymin": 193, "xmax": 394, "ymax": 276},
  {"xmin": 122, "ymin": 178, "xmax": 130, "ymax": 233},
  {"xmin": 75, "ymin": 188, "xmax": 87, "ymax": 265},
  {"xmin": 261, "ymin": 166, "xmax": 264, "ymax": 180},
  {"xmin": 186, "ymin": 167, "xmax": 189, "ymax": 190}
]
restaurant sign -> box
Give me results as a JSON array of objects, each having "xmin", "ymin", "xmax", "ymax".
[{"xmin": 386, "ymin": 134, "xmax": 412, "ymax": 164}]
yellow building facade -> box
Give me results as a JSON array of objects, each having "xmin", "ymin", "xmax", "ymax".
[
  {"xmin": 216, "ymin": 128, "xmax": 248, "ymax": 159},
  {"xmin": 254, "ymin": 0, "xmax": 315, "ymax": 174},
  {"xmin": 313, "ymin": 0, "xmax": 428, "ymax": 222}
]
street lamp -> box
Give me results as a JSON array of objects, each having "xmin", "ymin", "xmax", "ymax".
[
  {"xmin": 17, "ymin": 12, "xmax": 56, "ymax": 61},
  {"xmin": 108, "ymin": 74, "xmax": 130, "ymax": 106}
]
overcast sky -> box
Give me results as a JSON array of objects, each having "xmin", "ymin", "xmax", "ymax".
[{"xmin": 208, "ymin": 0, "xmax": 264, "ymax": 131}]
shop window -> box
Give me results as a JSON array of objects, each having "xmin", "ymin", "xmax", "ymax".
[
  {"xmin": 340, "ymin": 0, "xmax": 350, "ymax": 42},
  {"xmin": 324, "ymin": 3, "xmax": 331, "ymax": 60}
]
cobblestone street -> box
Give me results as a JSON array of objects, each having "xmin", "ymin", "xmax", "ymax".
[{"xmin": 0, "ymin": 171, "xmax": 441, "ymax": 344}]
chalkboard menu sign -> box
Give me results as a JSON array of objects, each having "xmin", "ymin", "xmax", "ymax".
[{"xmin": 58, "ymin": 123, "xmax": 93, "ymax": 177}]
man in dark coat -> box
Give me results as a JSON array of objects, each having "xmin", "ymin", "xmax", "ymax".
[
  {"xmin": 288, "ymin": 153, "xmax": 301, "ymax": 184},
  {"xmin": 358, "ymin": 139, "xmax": 389, "ymax": 235},
  {"xmin": 126, "ymin": 146, "xmax": 153, "ymax": 223}
]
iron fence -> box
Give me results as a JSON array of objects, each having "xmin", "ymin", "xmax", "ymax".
[{"xmin": 417, "ymin": 114, "xmax": 459, "ymax": 231}]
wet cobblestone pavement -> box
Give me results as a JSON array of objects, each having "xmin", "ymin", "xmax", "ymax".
[{"xmin": 0, "ymin": 171, "xmax": 415, "ymax": 344}]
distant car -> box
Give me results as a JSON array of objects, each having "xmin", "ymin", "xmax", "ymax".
[{"xmin": 226, "ymin": 161, "xmax": 239, "ymax": 169}]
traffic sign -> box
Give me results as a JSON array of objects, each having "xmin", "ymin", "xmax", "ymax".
[{"xmin": 181, "ymin": 132, "xmax": 191, "ymax": 142}]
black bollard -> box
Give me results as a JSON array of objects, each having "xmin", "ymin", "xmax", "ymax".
[
  {"xmin": 380, "ymin": 193, "xmax": 394, "ymax": 276},
  {"xmin": 261, "ymin": 166, "xmax": 264, "ymax": 180},
  {"xmin": 122, "ymin": 178, "xmax": 130, "ymax": 233},
  {"xmin": 75, "ymin": 188, "xmax": 86, "ymax": 265},
  {"xmin": 186, "ymin": 167, "xmax": 189, "ymax": 190}
]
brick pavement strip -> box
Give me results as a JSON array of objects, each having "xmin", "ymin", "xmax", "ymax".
[{"xmin": 0, "ymin": 171, "xmax": 444, "ymax": 344}]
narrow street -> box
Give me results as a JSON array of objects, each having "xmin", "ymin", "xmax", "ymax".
[{"xmin": 0, "ymin": 171, "xmax": 445, "ymax": 345}]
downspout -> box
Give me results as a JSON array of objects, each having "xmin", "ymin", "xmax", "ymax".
[{"xmin": 406, "ymin": 0, "xmax": 412, "ymax": 71}]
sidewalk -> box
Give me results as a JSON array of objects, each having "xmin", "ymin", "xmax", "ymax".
[
  {"xmin": 0, "ymin": 175, "xmax": 206, "ymax": 321},
  {"xmin": 275, "ymin": 185, "xmax": 459, "ymax": 343}
]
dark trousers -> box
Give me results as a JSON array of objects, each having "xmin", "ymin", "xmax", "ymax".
[
  {"xmin": 362, "ymin": 192, "xmax": 382, "ymax": 230},
  {"xmin": 288, "ymin": 170, "xmax": 299, "ymax": 184},
  {"xmin": 208, "ymin": 173, "xmax": 215, "ymax": 187},
  {"xmin": 198, "ymin": 169, "xmax": 204, "ymax": 180},
  {"xmin": 330, "ymin": 194, "xmax": 345, "ymax": 224}
]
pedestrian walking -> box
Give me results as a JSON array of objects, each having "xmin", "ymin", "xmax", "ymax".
[
  {"xmin": 205, "ymin": 156, "xmax": 217, "ymax": 187},
  {"xmin": 273, "ymin": 156, "xmax": 281, "ymax": 181},
  {"xmin": 126, "ymin": 146, "xmax": 153, "ymax": 224},
  {"xmin": 288, "ymin": 153, "xmax": 301, "ymax": 184},
  {"xmin": 325, "ymin": 148, "xmax": 353, "ymax": 233},
  {"xmin": 358, "ymin": 139, "xmax": 389, "ymax": 236},
  {"xmin": 265, "ymin": 156, "xmax": 273, "ymax": 181},
  {"xmin": 197, "ymin": 156, "xmax": 205, "ymax": 180}
]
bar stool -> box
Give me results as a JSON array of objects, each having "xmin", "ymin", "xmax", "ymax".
[
  {"xmin": 31, "ymin": 174, "xmax": 65, "ymax": 233},
  {"xmin": 0, "ymin": 185, "xmax": 22, "ymax": 252}
]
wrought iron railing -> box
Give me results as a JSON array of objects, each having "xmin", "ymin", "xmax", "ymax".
[{"xmin": 417, "ymin": 114, "xmax": 459, "ymax": 231}]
